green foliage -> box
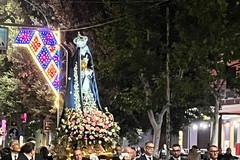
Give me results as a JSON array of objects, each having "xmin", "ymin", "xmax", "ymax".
[
  {"xmin": 94, "ymin": 0, "xmax": 240, "ymax": 140},
  {"xmin": 10, "ymin": 47, "xmax": 56, "ymax": 135},
  {"xmin": 94, "ymin": 1, "xmax": 172, "ymax": 139},
  {"xmin": 0, "ymin": 0, "xmax": 56, "ymax": 137},
  {"xmin": 173, "ymin": 0, "xmax": 240, "ymax": 94},
  {"xmin": 0, "ymin": 67, "xmax": 20, "ymax": 116}
]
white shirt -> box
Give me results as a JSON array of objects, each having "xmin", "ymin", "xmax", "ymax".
[
  {"xmin": 145, "ymin": 155, "xmax": 153, "ymax": 160},
  {"xmin": 11, "ymin": 153, "xmax": 19, "ymax": 160}
]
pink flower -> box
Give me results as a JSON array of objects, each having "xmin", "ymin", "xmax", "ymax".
[
  {"xmin": 89, "ymin": 135, "xmax": 95, "ymax": 140},
  {"xmin": 70, "ymin": 132, "xmax": 74, "ymax": 138},
  {"xmin": 79, "ymin": 126, "xmax": 84, "ymax": 131},
  {"xmin": 104, "ymin": 125, "xmax": 109, "ymax": 129},
  {"xmin": 90, "ymin": 116, "xmax": 95, "ymax": 121},
  {"xmin": 83, "ymin": 119, "xmax": 88, "ymax": 124},
  {"xmin": 83, "ymin": 110, "xmax": 87, "ymax": 117},
  {"xmin": 95, "ymin": 127, "xmax": 100, "ymax": 131},
  {"xmin": 91, "ymin": 122, "xmax": 96, "ymax": 126},
  {"xmin": 95, "ymin": 111, "xmax": 100, "ymax": 116},
  {"xmin": 70, "ymin": 120, "xmax": 76, "ymax": 125},
  {"xmin": 86, "ymin": 125, "xmax": 91, "ymax": 131}
]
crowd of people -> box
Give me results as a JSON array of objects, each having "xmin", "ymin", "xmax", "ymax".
[
  {"xmin": 0, "ymin": 137, "xmax": 53, "ymax": 160},
  {"xmin": 0, "ymin": 139, "xmax": 239, "ymax": 160},
  {"xmin": 69, "ymin": 141, "xmax": 239, "ymax": 160},
  {"xmin": 109, "ymin": 142, "xmax": 239, "ymax": 160},
  {"xmin": 159, "ymin": 143, "xmax": 239, "ymax": 160}
]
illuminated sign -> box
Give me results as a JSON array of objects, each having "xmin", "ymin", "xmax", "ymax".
[{"xmin": 0, "ymin": 27, "xmax": 8, "ymax": 50}]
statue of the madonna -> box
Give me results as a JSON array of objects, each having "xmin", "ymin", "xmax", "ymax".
[{"xmin": 64, "ymin": 33, "xmax": 102, "ymax": 111}]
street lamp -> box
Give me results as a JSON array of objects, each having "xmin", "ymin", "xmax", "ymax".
[{"xmin": 188, "ymin": 121, "xmax": 210, "ymax": 150}]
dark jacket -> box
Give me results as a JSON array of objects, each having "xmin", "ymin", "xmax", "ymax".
[
  {"xmin": 17, "ymin": 153, "xmax": 42, "ymax": 160},
  {"xmin": 169, "ymin": 157, "xmax": 188, "ymax": 160},
  {"xmin": 136, "ymin": 154, "xmax": 158, "ymax": 160},
  {"xmin": 17, "ymin": 153, "xmax": 29, "ymax": 160},
  {"xmin": 35, "ymin": 153, "xmax": 43, "ymax": 160},
  {"xmin": 1, "ymin": 148, "xmax": 19, "ymax": 160}
]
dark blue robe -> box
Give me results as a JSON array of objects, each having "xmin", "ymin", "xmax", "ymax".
[{"xmin": 63, "ymin": 47, "xmax": 102, "ymax": 111}]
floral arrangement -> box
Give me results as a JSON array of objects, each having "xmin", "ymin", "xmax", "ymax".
[{"xmin": 58, "ymin": 106, "xmax": 120, "ymax": 146}]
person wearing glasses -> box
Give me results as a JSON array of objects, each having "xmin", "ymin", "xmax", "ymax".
[
  {"xmin": 169, "ymin": 144, "xmax": 187, "ymax": 160},
  {"xmin": 203, "ymin": 145, "xmax": 219, "ymax": 160},
  {"xmin": 136, "ymin": 141, "xmax": 158, "ymax": 160}
]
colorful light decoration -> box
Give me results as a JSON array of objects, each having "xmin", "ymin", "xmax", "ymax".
[{"xmin": 14, "ymin": 29, "xmax": 61, "ymax": 96}]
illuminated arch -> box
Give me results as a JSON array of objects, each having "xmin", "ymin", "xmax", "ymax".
[{"xmin": 14, "ymin": 29, "xmax": 61, "ymax": 126}]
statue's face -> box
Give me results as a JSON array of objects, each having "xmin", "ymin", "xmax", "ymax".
[{"xmin": 74, "ymin": 36, "xmax": 88, "ymax": 48}]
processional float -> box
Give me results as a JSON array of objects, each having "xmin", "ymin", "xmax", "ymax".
[
  {"xmin": 14, "ymin": 30, "xmax": 120, "ymax": 159},
  {"xmin": 58, "ymin": 32, "xmax": 120, "ymax": 159}
]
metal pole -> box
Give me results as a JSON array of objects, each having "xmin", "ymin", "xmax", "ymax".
[
  {"xmin": 166, "ymin": 3, "xmax": 171, "ymax": 148},
  {"xmin": 56, "ymin": 100, "xmax": 59, "ymax": 127}
]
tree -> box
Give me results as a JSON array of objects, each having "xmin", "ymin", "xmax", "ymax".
[
  {"xmin": 0, "ymin": 0, "xmax": 56, "ymax": 136},
  {"xmin": 93, "ymin": 0, "xmax": 197, "ymax": 153},
  {"xmin": 0, "ymin": 0, "xmax": 24, "ymax": 125},
  {"xmin": 94, "ymin": 0, "xmax": 240, "ymax": 152},
  {"xmin": 172, "ymin": 0, "xmax": 240, "ymax": 145}
]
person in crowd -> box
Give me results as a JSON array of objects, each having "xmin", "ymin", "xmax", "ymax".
[
  {"xmin": 123, "ymin": 147, "xmax": 136, "ymax": 160},
  {"xmin": 136, "ymin": 141, "xmax": 158, "ymax": 160},
  {"xmin": 39, "ymin": 146, "xmax": 53, "ymax": 160},
  {"xmin": 159, "ymin": 144, "xmax": 169, "ymax": 160},
  {"xmin": 136, "ymin": 147, "xmax": 142, "ymax": 158},
  {"xmin": 131, "ymin": 147, "xmax": 137, "ymax": 160},
  {"xmin": 221, "ymin": 147, "xmax": 236, "ymax": 160},
  {"xmin": 115, "ymin": 146, "xmax": 123, "ymax": 157},
  {"xmin": 26, "ymin": 137, "xmax": 37, "ymax": 144},
  {"xmin": 204, "ymin": 145, "xmax": 219, "ymax": 160},
  {"xmin": 187, "ymin": 145, "xmax": 201, "ymax": 160},
  {"xmin": 169, "ymin": 144, "xmax": 187, "ymax": 160},
  {"xmin": 1, "ymin": 139, "xmax": 21, "ymax": 160},
  {"xmin": 17, "ymin": 142, "xmax": 36, "ymax": 160},
  {"xmin": 140, "ymin": 148, "xmax": 145, "ymax": 156},
  {"xmin": 217, "ymin": 147, "xmax": 224, "ymax": 160},
  {"xmin": 25, "ymin": 137, "xmax": 42, "ymax": 160},
  {"xmin": 72, "ymin": 148, "xmax": 83, "ymax": 160},
  {"xmin": 113, "ymin": 145, "xmax": 123, "ymax": 160}
]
